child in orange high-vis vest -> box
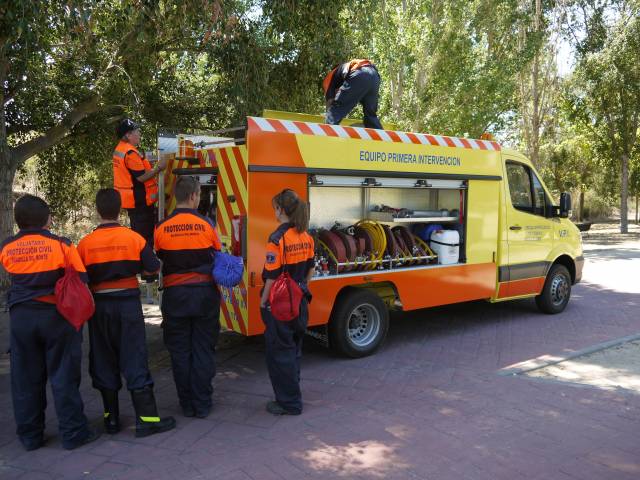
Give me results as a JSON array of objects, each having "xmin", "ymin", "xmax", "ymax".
[
  {"xmin": 260, "ymin": 189, "xmax": 315, "ymax": 415},
  {"xmin": 0, "ymin": 195, "xmax": 99, "ymax": 451}
]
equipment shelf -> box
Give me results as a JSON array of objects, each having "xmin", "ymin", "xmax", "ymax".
[{"xmin": 366, "ymin": 212, "xmax": 459, "ymax": 223}]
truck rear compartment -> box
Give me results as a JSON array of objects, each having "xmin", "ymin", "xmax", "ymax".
[{"xmin": 308, "ymin": 175, "xmax": 466, "ymax": 277}]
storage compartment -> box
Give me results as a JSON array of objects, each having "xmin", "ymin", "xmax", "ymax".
[{"xmin": 308, "ymin": 175, "xmax": 466, "ymax": 276}]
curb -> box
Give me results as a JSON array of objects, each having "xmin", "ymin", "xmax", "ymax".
[{"xmin": 498, "ymin": 332, "xmax": 640, "ymax": 376}]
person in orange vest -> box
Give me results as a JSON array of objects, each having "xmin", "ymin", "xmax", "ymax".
[
  {"xmin": 0, "ymin": 195, "xmax": 100, "ymax": 451},
  {"xmin": 154, "ymin": 176, "xmax": 222, "ymax": 418},
  {"xmin": 77, "ymin": 188, "xmax": 176, "ymax": 438},
  {"xmin": 260, "ymin": 189, "xmax": 315, "ymax": 415},
  {"xmin": 323, "ymin": 59, "xmax": 383, "ymax": 129},
  {"xmin": 113, "ymin": 118, "xmax": 166, "ymax": 248}
]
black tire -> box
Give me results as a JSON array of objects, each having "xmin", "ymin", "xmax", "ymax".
[
  {"xmin": 535, "ymin": 264, "xmax": 572, "ymax": 314},
  {"xmin": 328, "ymin": 288, "xmax": 389, "ymax": 358}
]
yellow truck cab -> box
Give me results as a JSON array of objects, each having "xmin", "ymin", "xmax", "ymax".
[
  {"xmin": 159, "ymin": 111, "xmax": 584, "ymax": 357},
  {"xmin": 497, "ymin": 149, "xmax": 583, "ymax": 305}
]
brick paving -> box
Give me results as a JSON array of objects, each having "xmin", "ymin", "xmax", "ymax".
[{"xmin": 1, "ymin": 237, "xmax": 639, "ymax": 479}]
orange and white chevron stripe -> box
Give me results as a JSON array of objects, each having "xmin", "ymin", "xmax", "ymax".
[
  {"xmin": 248, "ymin": 117, "xmax": 501, "ymax": 151},
  {"xmin": 168, "ymin": 138, "xmax": 249, "ymax": 334}
]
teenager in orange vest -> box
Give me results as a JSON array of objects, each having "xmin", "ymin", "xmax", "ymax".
[
  {"xmin": 323, "ymin": 59, "xmax": 383, "ymax": 129},
  {"xmin": 77, "ymin": 188, "xmax": 176, "ymax": 438},
  {"xmin": 154, "ymin": 176, "xmax": 222, "ymax": 418},
  {"xmin": 112, "ymin": 119, "xmax": 166, "ymax": 248},
  {"xmin": 0, "ymin": 195, "xmax": 99, "ymax": 450},
  {"xmin": 260, "ymin": 189, "xmax": 315, "ymax": 415}
]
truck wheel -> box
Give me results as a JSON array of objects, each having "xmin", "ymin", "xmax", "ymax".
[
  {"xmin": 535, "ymin": 264, "xmax": 571, "ymax": 314},
  {"xmin": 329, "ymin": 289, "xmax": 389, "ymax": 358}
]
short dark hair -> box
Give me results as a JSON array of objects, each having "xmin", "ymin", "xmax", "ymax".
[
  {"xmin": 116, "ymin": 118, "xmax": 139, "ymax": 138},
  {"xmin": 14, "ymin": 194, "xmax": 50, "ymax": 230},
  {"xmin": 96, "ymin": 188, "xmax": 121, "ymax": 220},
  {"xmin": 175, "ymin": 176, "xmax": 200, "ymax": 203}
]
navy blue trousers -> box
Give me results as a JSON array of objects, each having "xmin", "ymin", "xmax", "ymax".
[
  {"xmin": 9, "ymin": 301, "xmax": 90, "ymax": 449},
  {"xmin": 88, "ymin": 294, "xmax": 154, "ymax": 392},
  {"xmin": 162, "ymin": 286, "xmax": 221, "ymax": 413},
  {"xmin": 326, "ymin": 66, "xmax": 383, "ymax": 129},
  {"xmin": 261, "ymin": 300, "xmax": 308, "ymax": 413},
  {"xmin": 127, "ymin": 207, "xmax": 155, "ymax": 248}
]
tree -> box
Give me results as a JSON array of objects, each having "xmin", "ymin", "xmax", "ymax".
[
  {"xmin": 630, "ymin": 157, "xmax": 640, "ymax": 223},
  {"xmin": 567, "ymin": 0, "xmax": 640, "ymax": 233},
  {"xmin": 1, "ymin": 1, "xmax": 239, "ymax": 238},
  {"xmin": 1, "ymin": 0, "xmax": 356, "ymax": 257},
  {"xmin": 540, "ymin": 120, "xmax": 597, "ymax": 221},
  {"xmin": 347, "ymin": 0, "xmax": 539, "ymax": 137},
  {"xmin": 517, "ymin": 0, "xmax": 561, "ymax": 169}
]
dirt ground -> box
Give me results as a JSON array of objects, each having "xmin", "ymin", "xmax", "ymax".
[{"xmin": 580, "ymin": 221, "xmax": 640, "ymax": 245}]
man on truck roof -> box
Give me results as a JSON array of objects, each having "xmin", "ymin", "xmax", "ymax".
[{"xmin": 323, "ymin": 59, "xmax": 383, "ymax": 129}]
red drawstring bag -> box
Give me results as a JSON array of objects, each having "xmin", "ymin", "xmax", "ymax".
[
  {"xmin": 268, "ymin": 235, "xmax": 304, "ymax": 322},
  {"xmin": 269, "ymin": 271, "xmax": 304, "ymax": 321},
  {"xmin": 55, "ymin": 242, "xmax": 95, "ymax": 331}
]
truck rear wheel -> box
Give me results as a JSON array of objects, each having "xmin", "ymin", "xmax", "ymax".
[
  {"xmin": 329, "ymin": 289, "xmax": 389, "ymax": 358},
  {"xmin": 535, "ymin": 264, "xmax": 571, "ymax": 314}
]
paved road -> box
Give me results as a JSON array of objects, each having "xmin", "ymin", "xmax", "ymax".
[{"xmin": 1, "ymin": 235, "xmax": 639, "ymax": 479}]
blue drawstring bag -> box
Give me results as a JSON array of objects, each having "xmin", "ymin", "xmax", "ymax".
[
  {"xmin": 212, "ymin": 251, "xmax": 244, "ymax": 287},
  {"xmin": 413, "ymin": 224, "xmax": 444, "ymax": 243}
]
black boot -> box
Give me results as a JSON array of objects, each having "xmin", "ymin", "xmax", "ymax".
[
  {"xmin": 100, "ymin": 389, "xmax": 120, "ymax": 434},
  {"xmin": 130, "ymin": 386, "xmax": 176, "ymax": 438}
]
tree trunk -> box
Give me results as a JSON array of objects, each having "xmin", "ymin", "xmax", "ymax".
[
  {"xmin": 579, "ymin": 189, "xmax": 585, "ymax": 221},
  {"xmin": 636, "ymin": 196, "xmax": 638, "ymax": 224},
  {"xmin": 0, "ymin": 156, "xmax": 16, "ymax": 236},
  {"xmin": 0, "ymin": 155, "xmax": 16, "ymax": 288},
  {"xmin": 620, "ymin": 153, "xmax": 629, "ymax": 233},
  {"xmin": 0, "ymin": 51, "xmax": 11, "ymax": 288}
]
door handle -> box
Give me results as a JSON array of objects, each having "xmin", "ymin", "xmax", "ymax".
[{"xmin": 509, "ymin": 225, "xmax": 522, "ymax": 231}]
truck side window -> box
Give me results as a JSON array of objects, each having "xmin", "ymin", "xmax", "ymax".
[
  {"xmin": 506, "ymin": 163, "xmax": 533, "ymax": 212},
  {"xmin": 532, "ymin": 172, "xmax": 546, "ymax": 216}
]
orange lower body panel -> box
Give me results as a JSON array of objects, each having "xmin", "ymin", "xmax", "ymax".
[
  {"xmin": 497, "ymin": 277, "xmax": 545, "ymax": 298},
  {"xmin": 247, "ymin": 263, "xmax": 496, "ymax": 334}
]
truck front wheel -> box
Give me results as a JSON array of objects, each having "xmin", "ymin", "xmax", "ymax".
[
  {"xmin": 329, "ymin": 289, "xmax": 389, "ymax": 358},
  {"xmin": 536, "ymin": 264, "xmax": 572, "ymax": 314}
]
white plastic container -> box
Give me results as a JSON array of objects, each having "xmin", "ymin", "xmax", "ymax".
[{"xmin": 430, "ymin": 230, "xmax": 460, "ymax": 265}]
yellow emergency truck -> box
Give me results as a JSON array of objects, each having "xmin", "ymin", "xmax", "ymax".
[{"xmin": 159, "ymin": 111, "xmax": 584, "ymax": 357}]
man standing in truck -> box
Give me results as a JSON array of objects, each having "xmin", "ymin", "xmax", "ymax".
[
  {"xmin": 323, "ymin": 59, "xmax": 383, "ymax": 129},
  {"xmin": 112, "ymin": 118, "xmax": 166, "ymax": 248}
]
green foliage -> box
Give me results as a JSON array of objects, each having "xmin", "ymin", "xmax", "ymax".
[
  {"xmin": 565, "ymin": 0, "xmax": 640, "ymax": 230},
  {"xmin": 346, "ymin": 0, "xmax": 539, "ymax": 137},
  {"xmin": 630, "ymin": 158, "xmax": 640, "ymax": 197},
  {"xmin": 2, "ymin": 0, "xmax": 353, "ymax": 220},
  {"xmin": 581, "ymin": 190, "xmax": 614, "ymax": 220},
  {"xmin": 2, "ymin": 0, "xmax": 638, "ymax": 230}
]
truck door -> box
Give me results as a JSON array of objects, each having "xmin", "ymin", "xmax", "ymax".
[{"xmin": 503, "ymin": 161, "xmax": 553, "ymax": 295}]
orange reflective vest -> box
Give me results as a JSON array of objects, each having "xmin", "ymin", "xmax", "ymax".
[
  {"xmin": 322, "ymin": 58, "xmax": 373, "ymax": 95},
  {"xmin": 112, "ymin": 140, "xmax": 159, "ymax": 209}
]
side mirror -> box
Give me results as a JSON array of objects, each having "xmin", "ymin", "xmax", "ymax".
[{"xmin": 559, "ymin": 192, "xmax": 572, "ymax": 218}]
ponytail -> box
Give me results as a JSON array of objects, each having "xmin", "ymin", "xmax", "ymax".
[{"xmin": 273, "ymin": 189, "xmax": 309, "ymax": 233}]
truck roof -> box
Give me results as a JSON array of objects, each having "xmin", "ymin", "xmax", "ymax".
[{"xmin": 247, "ymin": 114, "xmax": 506, "ymax": 179}]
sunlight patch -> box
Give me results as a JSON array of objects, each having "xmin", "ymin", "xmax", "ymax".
[
  {"xmin": 296, "ymin": 440, "xmax": 408, "ymax": 477},
  {"xmin": 502, "ymin": 338, "xmax": 640, "ymax": 394}
]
